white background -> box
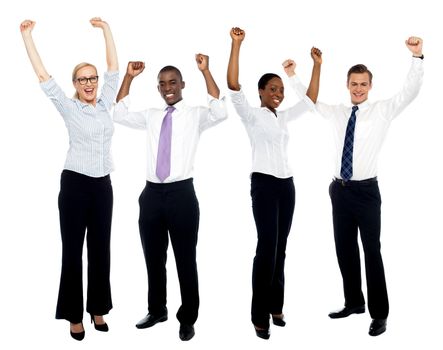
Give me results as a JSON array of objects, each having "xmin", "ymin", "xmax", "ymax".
[{"xmin": 1, "ymin": 0, "xmax": 442, "ymax": 349}]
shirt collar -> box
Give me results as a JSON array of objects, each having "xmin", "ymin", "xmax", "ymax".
[
  {"xmin": 75, "ymin": 97, "xmax": 103, "ymax": 109},
  {"xmin": 260, "ymin": 106, "xmax": 278, "ymax": 117},
  {"xmin": 164, "ymin": 99, "xmax": 185, "ymax": 113},
  {"xmin": 352, "ymin": 100, "xmax": 370, "ymax": 111}
]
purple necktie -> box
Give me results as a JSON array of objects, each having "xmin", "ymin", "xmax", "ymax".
[{"xmin": 156, "ymin": 106, "xmax": 175, "ymax": 182}]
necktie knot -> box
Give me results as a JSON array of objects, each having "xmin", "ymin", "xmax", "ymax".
[
  {"xmin": 166, "ymin": 106, "xmax": 175, "ymax": 114},
  {"xmin": 352, "ymin": 105, "xmax": 359, "ymax": 113}
]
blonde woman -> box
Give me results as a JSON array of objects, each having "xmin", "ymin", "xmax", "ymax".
[{"xmin": 20, "ymin": 18, "xmax": 119, "ymax": 341}]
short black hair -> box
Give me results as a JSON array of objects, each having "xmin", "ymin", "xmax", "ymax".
[
  {"xmin": 258, "ymin": 73, "xmax": 281, "ymax": 90},
  {"xmin": 158, "ymin": 65, "xmax": 183, "ymax": 81},
  {"xmin": 347, "ymin": 64, "xmax": 373, "ymax": 84}
]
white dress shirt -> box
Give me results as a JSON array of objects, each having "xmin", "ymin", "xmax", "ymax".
[
  {"xmin": 229, "ymin": 77, "xmax": 314, "ymax": 178},
  {"xmin": 290, "ymin": 58, "xmax": 424, "ymax": 181},
  {"xmin": 40, "ymin": 71, "xmax": 119, "ymax": 178},
  {"xmin": 113, "ymin": 95, "xmax": 227, "ymax": 183}
]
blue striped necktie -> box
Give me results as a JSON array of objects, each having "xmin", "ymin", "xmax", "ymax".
[{"xmin": 340, "ymin": 105, "xmax": 359, "ymax": 181}]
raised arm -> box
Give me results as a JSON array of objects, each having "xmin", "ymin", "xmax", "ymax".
[
  {"xmin": 196, "ymin": 54, "xmax": 220, "ymax": 99},
  {"xmin": 20, "ymin": 20, "xmax": 50, "ymax": 82},
  {"xmin": 90, "ymin": 17, "xmax": 118, "ymax": 71},
  {"xmin": 116, "ymin": 61, "xmax": 145, "ymax": 102},
  {"xmin": 227, "ymin": 27, "xmax": 245, "ymax": 91},
  {"xmin": 306, "ymin": 47, "xmax": 322, "ymax": 103},
  {"xmin": 282, "ymin": 47, "xmax": 322, "ymax": 103}
]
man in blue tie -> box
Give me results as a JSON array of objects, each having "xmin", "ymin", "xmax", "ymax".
[
  {"xmin": 114, "ymin": 55, "xmax": 227, "ymax": 341},
  {"xmin": 288, "ymin": 36, "xmax": 424, "ymax": 336}
]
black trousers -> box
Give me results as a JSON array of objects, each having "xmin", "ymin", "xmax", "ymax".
[
  {"xmin": 329, "ymin": 179, "xmax": 389, "ymax": 319},
  {"xmin": 56, "ymin": 170, "xmax": 113, "ymax": 323},
  {"xmin": 138, "ymin": 178, "xmax": 200, "ymax": 325},
  {"xmin": 250, "ymin": 173, "xmax": 295, "ymax": 328}
]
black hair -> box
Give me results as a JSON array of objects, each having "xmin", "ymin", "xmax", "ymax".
[
  {"xmin": 158, "ymin": 65, "xmax": 183, "ymax": 81},
  {"xmin": 258, "ymin": 73, "xmax": 281, "ymax": 90}
]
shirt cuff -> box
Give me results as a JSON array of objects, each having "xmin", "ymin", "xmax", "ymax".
[{"xmin": 207, "ymin": 93, "xmax": 226, "ymax": 103}]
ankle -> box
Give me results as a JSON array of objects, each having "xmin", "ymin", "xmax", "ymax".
[
  {"xmin": 92, "ymin": 315, "xmax": 105, "ymax": 325},
  {"xmin": 70, "ymin": 322, "xmax": 84, "ymax": 333},
  {"xmin": 254, "ymin": 325, "xmax": 267, "ymax": 331}
]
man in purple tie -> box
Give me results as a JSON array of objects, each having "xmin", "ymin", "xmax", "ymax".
[{"xmin": 114, "ymin": 55, "xmax": 227, "ymax": 341}]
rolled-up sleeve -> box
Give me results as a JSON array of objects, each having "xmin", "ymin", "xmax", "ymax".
[
  {"xmin": 113, "ymin": 96, "xmax": 147, "ymax": 130},
  {"xmin": 99, "ymin": 71, "xmax": 119, "ymax": 110},
  {"xmin": 40, "ymin": 78, "xmax": 73, "ymax": 120},
  {"xmin": 199, "ymin": 94, "xmax": 228, "ymax": 132},
  {"xmin": 229, "ymin": 88, "xmax": 255, "ymax": 125}
]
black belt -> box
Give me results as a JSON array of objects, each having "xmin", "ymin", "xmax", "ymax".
[{"xmin": 333, "ymin": 177, "xmax": 377, "ymax": 186}]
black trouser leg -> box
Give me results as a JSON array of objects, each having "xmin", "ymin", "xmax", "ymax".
[
  {"xmin": 357, "ymin": 183, "xmax": 389, "ymax": 319},
  {"xmin": 167, "ymin": 183, "xmax": 200, "ymax": 325},
  {"xmin": 330, "ymin": 181, "xmax": 365, "ymax": 308},
  {"xmin": 250, "ymin": 173, "xmax": 295, "ymax": 328},
  {"xmin": 138, "ymin": 185, "xmax": 169, "ymax": 316},
  {"xmin": 86, "ymin": 177, "xmax": 113, "ymax": 316}
]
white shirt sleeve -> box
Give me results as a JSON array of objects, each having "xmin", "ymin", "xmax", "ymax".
[
  {"xmin": 229, "ymin": 87, "xmax": 256, "ymax": 125},
  {"xmin": 287, "ymin": 75, "xmax": 316, "ymax": 108},
  {"xmin": 113, "ymin": 95, "xmax": 147, "ymax": 130},
  {"xmin": 99, "ymin": 71, "xmax": 119, "ymax": 111},
  {"xmin": 199, "ymin": 94, "xmax": 228, "ymax": 132},
  {"xmin": 40, "ymin": 78, "xmax": 73, "ymax": 121},
  {"xmin": 378, "ymin": 57, "xmax": 424, "ymax": 121}
]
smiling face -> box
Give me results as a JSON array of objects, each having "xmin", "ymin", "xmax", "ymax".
[
  {"xmin": 157, "ymin": 69, "xmax": 185, "ymax": 106},
  {"xmin": 73, "ymin": 65, "xmax": 98, "ymax": 105},
  {"xmin": 347, "ymin": 72, "xmax": 372, "ymax": 105},
  {"xmin": 259, "ymin": 76, "xmax": 284, "ymax": 112}
]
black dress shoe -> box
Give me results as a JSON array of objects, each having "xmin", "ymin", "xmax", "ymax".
[
  {"xmin": 369, "ymin": 318, "xmax": 387, "ymax": 336},
  {"xmin": 254, "ymin": 326, "xmax": 270, "ymax": 340},
  {"xmin": 328, "ymin": 305, "xmax": 365, "ymax": 319},
  {"xmin": 179, "ymin": 324, "xmax": 195, "ymax": 341},
  {"xmin": 136, "ymin": 313, "xmax": 168, "ymax": 329},
  {"xmin": 91, "ymin": 315, "xmax": 109, "ymax": 332},
  {"xmin": 272, "ymin": 314, "xmax": 286, "ymax": 327}
]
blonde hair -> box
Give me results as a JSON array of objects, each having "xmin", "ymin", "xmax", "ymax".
[{"xmin": 72, "ymin": 62, "xmax": 97, "ymax": 99}]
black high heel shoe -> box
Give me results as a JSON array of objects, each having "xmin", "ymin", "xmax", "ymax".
[
  {"xmin": 70, "ymin": 323, "xmax": 85, "ymax": 341},
  {"xmin": 91, "ymin": 315, "xmax": 109, "ymax": 332},
  {"xmin": 272, "ymin": 314, "xmax": 286, "ymax": 327}
]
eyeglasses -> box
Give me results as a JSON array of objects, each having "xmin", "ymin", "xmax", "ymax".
[{"xmin": 74, "ymin": 76, "xmax": 99, "ymax": 85}]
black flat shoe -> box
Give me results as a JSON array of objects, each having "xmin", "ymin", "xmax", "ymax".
[
  {"xmin": 254, "ymin": 326, "xmax": 270, "ymax": 340},
  {"xmin": 272, "ymin": 314, "xmax": 286, "ymax": 327},
  {"xmin": 91, "ymin": 315, "xmax": 109, "ymax": 332},
  {"xmin": 369, "ymin": 318, "xmax": 387, "ymax": 336},
  {"xmin": 328, "ymin": 305, "xmax": 365, "ymax": 319},
  {"xmin": 70, "ymin": 323, "xmax": 85, "ymax": 341},
  {"xmin": 179, "ymin": 324, "xmax": 195, "ymax": 341},
  {"xmin": 136, "ymin": 312, "xmax": 168, "ymax": 329}
]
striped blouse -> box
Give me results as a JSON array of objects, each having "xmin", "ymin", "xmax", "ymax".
[{"xmin": 40, "ymin": 71, "xmax": 119, "ymax": 177}]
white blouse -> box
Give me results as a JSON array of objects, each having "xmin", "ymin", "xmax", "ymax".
[{"xmin": 229, "ymin": 76, "xmax": 314, "ymax": 178}]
